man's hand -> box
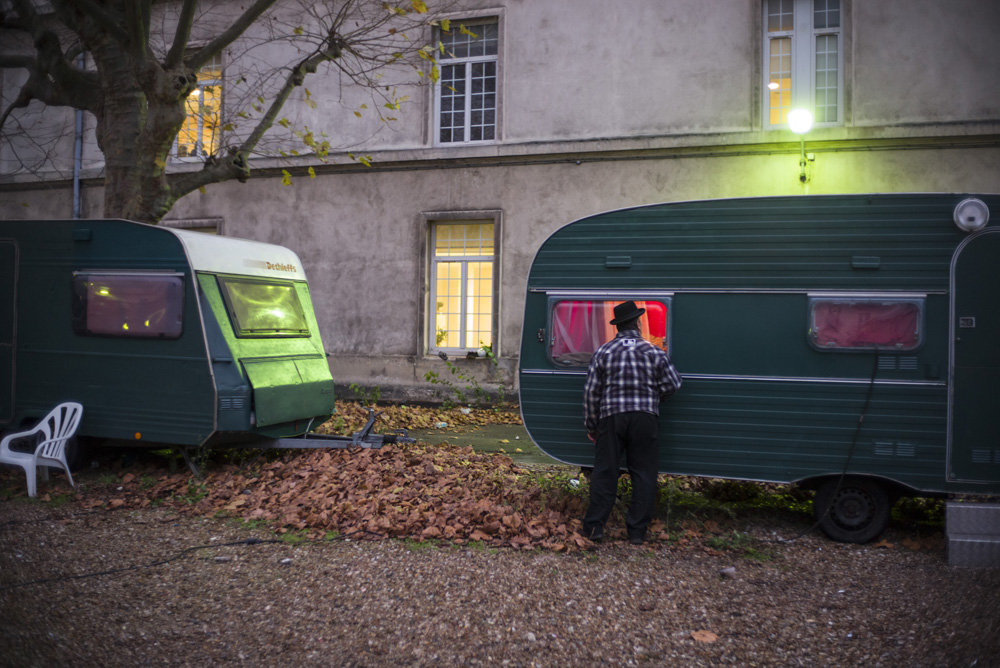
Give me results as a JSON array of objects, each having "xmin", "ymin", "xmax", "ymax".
[{"xmin": 587, "ymin": 432, "xmax": 596, "ymax": 443}]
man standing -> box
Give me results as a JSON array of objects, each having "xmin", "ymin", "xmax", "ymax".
[{"xmin": 581, "ymin": 301, "xmax": 682, "ymax": 545}]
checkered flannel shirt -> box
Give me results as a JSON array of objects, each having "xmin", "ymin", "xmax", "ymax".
[{"xmin": 583, "ymin": 330, "xmax": 682, "ymax": 434}]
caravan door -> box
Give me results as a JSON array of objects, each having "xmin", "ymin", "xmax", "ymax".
[
  {"xmin": 950, "ymin": 229, "xmax": 1000, "ymax": 483},
  {"xmin": 0, "ymin": 240, "xmax": 15, "ymax": 423}
]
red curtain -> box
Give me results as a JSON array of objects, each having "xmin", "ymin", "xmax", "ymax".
[{"xmin": 812, "ymin": 302, "xmax": 918, "ymax": 349}]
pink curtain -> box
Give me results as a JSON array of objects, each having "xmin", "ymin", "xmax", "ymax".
[
  {"xmin": 551, "ymin": 300, "xmax": 669, "ymax": 364},
  {"xmin": 812, "ymin": 301, "xmax": 918, "ymax": 349}
]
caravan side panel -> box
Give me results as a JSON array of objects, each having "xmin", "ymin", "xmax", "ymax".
[
  {"xmin": 3, "ymin": 220, "xmax": 216, "ymax": 446},
  {"xmin": 520, "ymin": 194, "xmax": 1000, "ymax": 495}
]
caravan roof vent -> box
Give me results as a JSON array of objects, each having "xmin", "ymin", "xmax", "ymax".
[{"xmin": 953, "ymin": 198, "xmax": 989, "ymax": 233}]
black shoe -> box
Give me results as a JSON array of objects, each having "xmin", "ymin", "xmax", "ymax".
[
  {"xmin": 579, "ymin": 527, "xmax": 604, "ymax": 543},
  {"xmin": 628, "ymin": 534, "xmax": 645, "ymax": 545}
]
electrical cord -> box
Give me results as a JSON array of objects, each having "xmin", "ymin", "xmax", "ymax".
[
  {"xmin": 0, "ymin": 508, "xmax": 103, "ymax": 529},
  {"xmin": 0, "ymin": 528, "xmax": 386, "ymax": 592},
  {"xmin": 771, "ymin": 351, "xmax": 881, "ymax": 544}
]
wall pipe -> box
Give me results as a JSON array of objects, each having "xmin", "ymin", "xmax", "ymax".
[{"xmin": 72, "ymin": 52, "xmax": 85, "ymax": 219}]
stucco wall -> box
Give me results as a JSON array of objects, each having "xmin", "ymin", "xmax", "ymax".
[
  {"xmin": 3, "ymin": 0, "xmax": 1000, "ymax": 401},
  {"xmin": 154, "ymin": 141, "xmax": 1000, "ymax": 399}
]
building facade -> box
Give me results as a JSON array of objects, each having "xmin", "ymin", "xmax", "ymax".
[{"xmin": 3, "ymin": 0, "xmax": 1000, "ymax": 401}]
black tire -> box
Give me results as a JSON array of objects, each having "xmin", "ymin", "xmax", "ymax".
[{"xmin": 814, "ymin": 477, "xmax": 890, "ymax": 544}]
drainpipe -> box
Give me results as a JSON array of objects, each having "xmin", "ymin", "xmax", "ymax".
[{"xmin": 72, "ymin": 52, "xmax": 85, "ymax": 219}]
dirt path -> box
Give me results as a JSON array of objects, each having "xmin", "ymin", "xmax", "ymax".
[{"xmin": 2, "ymin": 500, "xmax": 998, "ymax": 668}]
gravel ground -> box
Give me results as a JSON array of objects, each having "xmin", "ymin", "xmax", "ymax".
[{"xmin": 2, "ymin": 501, "xmax": 998, "ymax": 668}]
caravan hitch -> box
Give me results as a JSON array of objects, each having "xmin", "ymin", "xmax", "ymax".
[
  {"xmin": 265, "ymin": 407, "xmax": 416, "ymax": 451},
  {"xmin": 179, "ymin": 408, "xmax": 416, "ymax": 479}
]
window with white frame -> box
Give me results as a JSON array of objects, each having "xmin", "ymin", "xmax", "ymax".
[
  {"xmin": 807, "ymin": 297, "xmax": 923, "ymax": 351},
  {"xmin": 764, "ymin": 0, "xmax": 842, "ymax": 127},
  {"xmin": 429, "ymin": 221, "xmax": 495, "ymax": 353},
  {"xmin": 435, "ymin": 21, "xmax": 498, "ymax": 144},
  {"xmin": 175, "ymin": 53, "xmax": 223, "ymax": 159}
]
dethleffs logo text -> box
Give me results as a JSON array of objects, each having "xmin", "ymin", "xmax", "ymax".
[
  {"xmin": 265, "ymin": 261, "xmax": 298, "ymax": 273},
  {"xmin": 243, "ymin": 258, "xmax": 299, "ymax": 273}
]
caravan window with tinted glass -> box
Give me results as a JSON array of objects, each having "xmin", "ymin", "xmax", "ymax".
[
  {"xmin": 549, "ymin": 299, "xmax": 670, "ymax": 367},
  {"xmin": 218, "ymin": 276, "xmax": 309, "ymax": 338},
  {"xmin": 72, "ymin": 272, "xmax": 184, "ymax": 339},
  {"xmin": 808, "ymin": 298, "xmax": 922, "ymax": 351}
]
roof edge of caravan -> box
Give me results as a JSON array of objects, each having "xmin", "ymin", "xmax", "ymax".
[
  {"xmin": 541, "ymin": 191, "xmax": 999, "ymax": 236},
  {"xmin": 165, "ymin": 225, "xmax": 307, "ymax": 281}
]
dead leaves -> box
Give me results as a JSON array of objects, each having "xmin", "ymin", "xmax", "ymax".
[
  {"xmin": 74, "ymin": 440, "xmax": 590, "ymax": 552},
  {"xmin": 314, "ymin": 401, "xmax": 522, "ymax": 436},
  {"xmin": 873, "ymin": 535, "xmax": 946, "ymax": 551},
  {"xmin": 691, "ymin": 630, "xmax": 719, "ymax": 643}
]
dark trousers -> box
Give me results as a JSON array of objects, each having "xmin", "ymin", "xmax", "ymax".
[{"xmin": 582, "ymin": 411, "xmax": 660, "ymax": 539}]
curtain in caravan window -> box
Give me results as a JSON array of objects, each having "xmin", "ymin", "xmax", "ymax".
[
  {"xmin": 73, "ymin": 273, "xmax": 184, "ymax": 339},
  {"xmin": 810, "ymin": 300, "xmax": 920, "ymax": 350},
  {"xmin": 550, "ymin": 300, "xmax": 668, "ymax": 366}
]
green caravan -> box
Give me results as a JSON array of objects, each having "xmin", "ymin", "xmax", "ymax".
[
  {"xmin": 0, "ymin": 219, "xmax": 338, "ymax": 453},
  {"xmin": 519, "ymin": 194, "xmax": 1000, "ymax": 542}
]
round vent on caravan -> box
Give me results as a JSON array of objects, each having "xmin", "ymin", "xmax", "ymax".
[{"xmin": 953, "ymin": 198, "xmax": 990, "ymax": 232}]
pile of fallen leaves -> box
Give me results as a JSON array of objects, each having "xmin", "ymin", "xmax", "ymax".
[
  {"xmin": 40, "ymin": 402, "xmax": 603, "ymax": 551},
  {"xmin": 74, "ymin": 441, "xmax": 595, "ymax": 551},
  {"xmin": 316, "ymin": 401, "xmax": 523, "ymax": 434}
]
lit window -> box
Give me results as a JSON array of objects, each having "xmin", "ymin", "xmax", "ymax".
[
  {"xmin": 430, "ymin": 222, "xmax": 495, "ymax": 352},
  {"xmin": 72, "ymin": 273, "xmax": 184, "ymax": 339},
  {"xmin": 176, "ymin": 53, "xmax": 223, "ymax": 158},
  {"xmin": 808, "ymin": 298, "xmax": 922, "ymax": 351},
  {"xmin": 764, "ymin": 0, "xmax": 842, "ymax": 127},
  {"xmin": 549, "ymin": 299, "xmax": 670, "ymax": 367},
  {"xmin": 218, "ymin": 276, "xmax": 310, "ymax": 338},
  {"xmin": 436, "ymin": 21, "xmax": 498, "ymax": 144}
]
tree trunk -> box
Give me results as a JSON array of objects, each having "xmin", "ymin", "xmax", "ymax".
[{"xmin": 90, "ymin": 41, "xmax": 190, "ymax": 223}]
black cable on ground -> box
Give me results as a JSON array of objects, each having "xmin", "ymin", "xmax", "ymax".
[
  {"xmin": 0, "ymin": 508, "xmax": 103, "ymax": 529},
  {"xmin": 0, "ymin": 528, "xmax": 386, "ymax": 592}
]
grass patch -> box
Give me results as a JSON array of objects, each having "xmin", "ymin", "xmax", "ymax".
[
  {"xmin": 704, "ymin": 531, "xmax": 776, "ymax": 562},
  {"xmin": 401, "ymin": 538, "xmax": 439, "ymax": 552},
  {"xmin": 892, "ymin": 496, "xmax": 945, "ymax": 530},
  {"xmin": 280, "ymin": 531, "xmax": 310, "ymax": 545},
  {"xmin": 464, "ymin": 540, "xmax": 499, "ymax": 555},
  {"xmin": 44, "ymin": 492, "xmax": 74, "ymax": 508}
]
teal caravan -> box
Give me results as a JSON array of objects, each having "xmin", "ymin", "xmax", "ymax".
[
  {"xmin": 1, "ymin": 219, "xmax": 336, "ymax": 452},
  {"xmin": 519, "ymin": 194, "xmax": 1000, "ymax": 542}
]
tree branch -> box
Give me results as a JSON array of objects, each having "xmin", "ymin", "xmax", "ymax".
[
  {"xmin": 0, "ymin": 4, "xmax": 101, "ymax": 120},
  {"xmin": 165, "ymin": 0, "xmax": 199, "ymax": 69},
  {"xmin": 49, "ymin": 0, "xmax": 129, "ymax": 43},
  {"xmin": 168, "ymin": 148, "xmax": 252, "ymax": 199},
  {"xmin": 0, "ymin": 87, "xmax": 32, "ymax": 132},
  {"xmin": 164, "ymin": 33, "xmax": 343, "ymax": 208},
  {"xmin": 0, "ymin": 54, "xmax": 34, "ymax": 69},
  {"xmin": 188, "ymin": 0, "xmax": 277, "ymax": 70},
  {"xmin": 123, "ymin": 0, "xmax": 152, "ymax": 61}
]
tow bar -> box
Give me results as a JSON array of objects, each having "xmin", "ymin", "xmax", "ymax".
[
  {"xmin": 179, "ymin": 408, "xmax": 415, "ymax": 478},
  {"xmin": 265, "ymin": 408, "xmax": 416, "ymax": 450}
]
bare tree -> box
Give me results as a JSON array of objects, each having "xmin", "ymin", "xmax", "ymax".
[{"xmin": 0, "ymin": 0, "xmax": 441, "ymax": 223}]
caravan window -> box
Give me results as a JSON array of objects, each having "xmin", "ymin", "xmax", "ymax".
[
  {"xmin": 808, "ymin": 298, "xmax": 922, "ymax": 351},
  {"xmin": 72, "ymin": 273, "xmax": 184, "ymax": 339},
  {"xmin": 549, "ymin": 299, "xmax": 670, "ymax": 367},
  {"xmin": 218, "ymin": 276, "xmax": 309, "ymax": 338}
]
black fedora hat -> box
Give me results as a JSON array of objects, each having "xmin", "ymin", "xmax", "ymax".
[{"xmin": 609, "ymin": 300, "xmax": 645, "ymax": 325}]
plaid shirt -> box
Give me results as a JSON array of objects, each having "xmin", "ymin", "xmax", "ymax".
[{"xmin": 583, "ymin": 330, "xmax": 682, "ymax": 433}]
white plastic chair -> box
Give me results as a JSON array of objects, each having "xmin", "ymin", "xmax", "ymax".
[{"xmin": 0, "ymin": 402, "xmax": 84, "ymax": 497}]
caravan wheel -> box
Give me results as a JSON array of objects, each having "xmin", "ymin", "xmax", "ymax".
[{"xmin": 814, "ymin": 477, "xmax": 890, "ymax": 544}]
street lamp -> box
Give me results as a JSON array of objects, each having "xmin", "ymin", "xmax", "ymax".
[{"xmin": 788, "ymin": 109, "xmax": 813, "ymax": 183}]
